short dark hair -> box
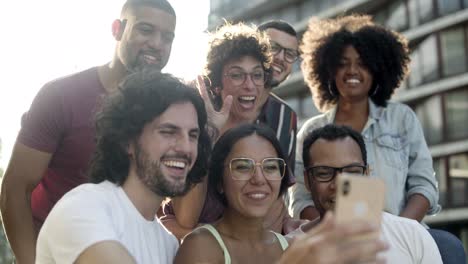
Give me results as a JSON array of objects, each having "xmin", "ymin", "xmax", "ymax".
[
  {"xmin": 121, "ymin": 0, "xmax": 176, "ymax": 17},
  {"xmin": 89, "ymin": 70, "xmax": 210, "ymax": 189},
  {"xmin": 258, "ymin": 20, "xmax": 297, "ymax": 38},
  {"xmin": 208, "ymin": 124, "xmax": 290, "ymax": 207},
  {"xmin": 302, "ymin": 124, "xmax": 367, "ymax": 168},
  {"xmin": 204, "ymin": 22, "xmax": 273, "ymax": 110},
  {"xmin": 301, "ymin": 15, "xmax": 410, "ymax": 111}
]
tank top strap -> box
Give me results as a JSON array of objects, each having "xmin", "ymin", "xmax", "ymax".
[
  {"xmin": 271, "ymin": 231, "xmax": 289, "ymax": 250},
  {"xmin": 197, "ymin": 224, "xmax": 231, "ymax": 264}
]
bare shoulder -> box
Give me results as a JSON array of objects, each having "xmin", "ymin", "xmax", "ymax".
[{"xmin": 174, "ymin": 227, "xmax": 225, "ymax": 264}]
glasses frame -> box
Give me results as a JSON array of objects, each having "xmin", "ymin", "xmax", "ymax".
[
  {"xmin": 228, "ymin": 157, "xmax": 286, "ymax": 181},
  {"xmin": 305, "ymin": 165, "xmax": 367, "ymax": 183},
  {"xmin": 270, "ymin": 41, "xmax": 299, "ymax": 63},
  {"xmin": 223, "ymin": 70, "xmax": 268, "ymax": 87}
]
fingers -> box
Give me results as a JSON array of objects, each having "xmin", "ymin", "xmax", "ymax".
[
  {"xmin": 196, "ymin": 75, "xmax": 211, "ymax": 104},
  {"xmin": 338, "ymin": 239, "xmax": 388, "ymax": 264},
  {"xmin": 220, "ymin": 95, "xmax": 232, "ymax": 115}
]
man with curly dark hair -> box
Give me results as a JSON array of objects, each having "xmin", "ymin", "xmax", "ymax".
[
  {"xmin": 162, "ymin": 22, "xmax": 300, "ymax": 239},
  {"xmin": 36, "ymin": 71, "xmax": 211, "ymax": 263},
  {"xmin": 0, "ymin": 1, "xmax": 177, "ymax": 262},
  {"xmin": 289, "ymin": 14, "xmax": 466, "ymax": 264}
]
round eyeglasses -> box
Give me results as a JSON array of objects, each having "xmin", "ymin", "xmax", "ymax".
[
  {"xmin": 270, "ymin": 41, "xmax": 299, "ymax": 63},
  {"xmin": 223, "ymin": 70, "xmax": 267, "ymax": 86},
  {"xmin": 228, "ymin": 158, "xmax": 286, "ymax": 181},
  {"xmin": 305, "ymin": 165, "xmax": 366, "ymax": 183}
]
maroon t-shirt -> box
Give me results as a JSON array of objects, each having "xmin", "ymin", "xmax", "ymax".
[{"xmin": 18, "ymin": 67, "xmax": 105, "ymax": 229}]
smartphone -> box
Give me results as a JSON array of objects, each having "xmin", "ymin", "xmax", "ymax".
[{"xmin": 334, "ymin": 173, "xmax": 385, "ymax": 241}]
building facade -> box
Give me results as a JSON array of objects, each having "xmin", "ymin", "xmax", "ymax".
[{"xmin": 209, "ymin": 0, "xmax": 468, "ymax": 243}]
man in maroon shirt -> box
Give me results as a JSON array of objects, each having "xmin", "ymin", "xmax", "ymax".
[{"xmin": 0, "ymin": 1, "xmax": 176, "ymax": 263}]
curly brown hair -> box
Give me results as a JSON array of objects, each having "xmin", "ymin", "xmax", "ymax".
[
  {"xmin": 204, "ymin": 22, "xmax": 273, "ymax": 110},
  {"xmin": 89, "ymin": 70, "xmax": 211, "ymax": 190},
  {"xmin": 301, "ymin": 15, "xmax": 410, "ymax": 112}
]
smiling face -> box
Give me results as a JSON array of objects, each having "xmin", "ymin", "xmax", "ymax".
[
  {"xmin": 222, "ymin": 134, "xmax": 282, "ymax": 219},
  {"xmin": 334, "ymin": 45, "xmax": 373, "ymax": 102},
  {"xmin": 115, "ymin": 6, "xmax": 176, "ymax": 72},
  {"xmin": 221, "ymin": 56, "xmax": 268, "ymax": 122},
  {"xmin": 265, "ymin": 28, "xmax": 298, "ymax": 87},
  {"xmin": 129, "ymin": 102, "xmax": 199, "ymax": 197},
  {"xmin": 305, "ymin": 137, "xmax": 365, "ymax": 218}
]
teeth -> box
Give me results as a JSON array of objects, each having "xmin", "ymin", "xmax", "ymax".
[
  {"xmin": 162, "ymin": 160, "xmax": 186, "ymax": 169},
  {"xmin": 346, "ymin": 79, "xmax": 360, "ymax": 84},
  {"xmin": 239, "ymin": 96, "xmax": 255, "ymax": 101},
  {"xmin": 272, "ymin": 65, "xmax": 282, "ymax": 73},
  {"xmin": 247, "ymin": 193, "xmax": 266, "ymax": 199},
  {"xmin": 143, "ymin": 54, "xmax": 158, "ymax": 63}
]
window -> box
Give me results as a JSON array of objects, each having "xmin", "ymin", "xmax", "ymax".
[
  {"xmin": 299, "ymin": 1, "xmax": 319, "ymax": 21},
  {"xmin": 418, "ymin": 0, "xmax": 435, "ymax": 23},
  {"xmin": 409, "ymin": 36, "xmax": 439, "ymax": 87},
  {"xmin": 434, "ymin": 158, "xmax": 447, "ymax": 206},
  {"xmin": 408, "ymin": 0, "xmax": 420, "ymax": 27},
  {"xmin": 421, "ymin": 36, "xmax": 439, "ymax": 82},
  {"xmin": 437, "ymin": 0, "xmax": 461, "ymax": 15},
  {"xmin": 440, "ymin": 27, "xmax": 467, "ymax": 76},
  {"xmin": 387, "ymin": 0, "xmax": 408, "ymax": 31},
  {"xmin": 449, "ymin": 153, "xmax": 468, "ymax": 207},
  {"xmin": 445, "ymin": 89, "xmax": 468, "ymax": 140},
  {"xmin": 409, "ymin": 48, "xmax": 422, "ymax": 87},
  {"xmin": 414, "ymin": 96, "xmax": 443, "ymax": 145}
]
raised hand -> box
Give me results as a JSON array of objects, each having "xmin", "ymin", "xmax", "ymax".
[{"xmin": 195, "ymin": 75, "xmax": 232, "ymax": 136}]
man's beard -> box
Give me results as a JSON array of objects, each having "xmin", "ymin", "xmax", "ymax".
[{"xmin": 134, "ymin": 143, "xmax": 190, "ymax": 198}]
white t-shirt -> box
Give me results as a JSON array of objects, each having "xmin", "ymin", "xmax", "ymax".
[
  {"xmin": 286, "ymin": 212, "xmax": 442, "ymax": 264},
  {"xmin": 380, "ymin": 212, "xmax": 442, "ymax": 264},
  {"xmin": 36, "ymin": 181, "xmax": 178, "ymax": 264}
]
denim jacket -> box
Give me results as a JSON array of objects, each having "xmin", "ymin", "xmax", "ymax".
[{"xmin": 288, "ymin": 99, "xmax": 441, "ymax": 218}]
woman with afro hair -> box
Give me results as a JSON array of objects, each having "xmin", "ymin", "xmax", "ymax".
[{"xmin": 289, "ymin": 14, "xmax": 465, "ymax": 263}]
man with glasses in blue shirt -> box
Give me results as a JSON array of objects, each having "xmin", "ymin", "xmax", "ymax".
[{"xmin": 258, "ymin": 20, "xmax": 299, "ymax": 87}]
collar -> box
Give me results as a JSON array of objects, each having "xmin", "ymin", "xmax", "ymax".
[{"xmin": 326, "ymin": 98, "xmax": 384, "ymax": 122}]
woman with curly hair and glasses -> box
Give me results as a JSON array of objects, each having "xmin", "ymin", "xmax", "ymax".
[
  {"xmin": 289, "ymin": 14, "xmax": 465, "ymax": 263},
  {"xmin": 162, "ymin": 22, "xmax": 301, "ymax": 240}
]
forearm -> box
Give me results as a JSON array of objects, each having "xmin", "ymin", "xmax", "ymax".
[
  {"xmin": 171, "ymin": 178, "xmax": 207, "ymax": 229},
  {"xmin": 399, "ymin": 194, "xmax": 430, "ymax": 222},
  {"xmin": 1, "ymin": 190, "xmax": 37, "ymax": 264}
]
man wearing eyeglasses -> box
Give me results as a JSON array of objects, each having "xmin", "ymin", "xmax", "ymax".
[
  {"xmin": 292, "ymin": 124, "xmax": 442, "ymax": 264},
  {"xmin": 258, "ymin": 20, "xmax": 299, "ymax": 88}
]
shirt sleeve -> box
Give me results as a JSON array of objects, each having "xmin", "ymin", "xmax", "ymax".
[
  {"xmin": 415, "ymin": 225, "xmax": 443, "ymax": 264},
  {"xmin": 36, "ymin": 187, "xmax": 119, "ymax": 263},
  {"xmin": 403, "ymin": 106, "xmax": 441, "ymax": 215},
  {"xmin": 18, "ymin": 81, "xmax": 67, "ymax": 153},
  {"xmin": 287, "ymin": 121, "xmax": 315, "ymax": 218}
]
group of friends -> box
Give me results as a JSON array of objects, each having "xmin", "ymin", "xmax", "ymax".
[{"xmin": 0, "ymin": 0, "xmax": 466, "ymax": 263}]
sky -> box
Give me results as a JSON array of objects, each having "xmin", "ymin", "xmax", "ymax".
[{"xmin": 0, "ymin": 0, "xmax": 210, "ymax": 168}]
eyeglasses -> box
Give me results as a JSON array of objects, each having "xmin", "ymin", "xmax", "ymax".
[
  {"xmin": 270, "ymin": 41, "xmax": 299, "ymax": 63},
  {"xmin": 223, "ymin": 70, "xmax": 267, "ymax": 87},
  {"xmin": 305, "ymin": 165, "xmax": 366, "ymax": 183},
  {"xmin": 228, "ymin": 158, "xmax": 286, "ymax": 181}
]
